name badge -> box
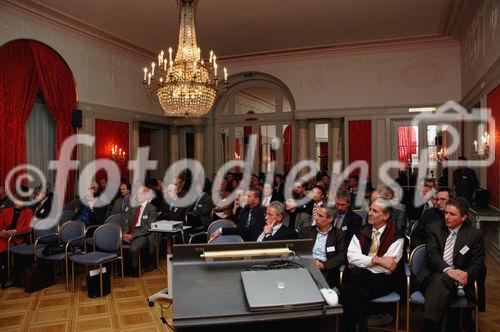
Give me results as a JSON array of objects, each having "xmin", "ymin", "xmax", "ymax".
[
  {"xmin": 326, "ymin": 246, "xmax": 335, "ymax": 252},
  {"xmin": 459, "ymin": 245, "xmax": 470, "ymax": 255},
  {"xmin": 142, "ymin": 215, "xmax": 148, "ymax": 219},
  {"xmin": 125, "ymin": 207, "xmax": 129, "ymax": 212},
  {"xmin": 198, "ymin": 204, "xmax": 203, "ymax": 207},
  {"xmin": 342, "ymin": 226, "xmax": 348, "ymax": 231},
  {"xmin": 40, "ymin": 209, "xmax": 45, "ymax": 213}
]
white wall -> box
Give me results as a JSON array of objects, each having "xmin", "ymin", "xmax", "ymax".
[
  {"xmin": 461, "ymin": 0, "xmax": 500, "ymax": 98},
  {"xmin": 0, "ymin": 5, "xmax": 163, "ymax": 116},
  {"xmin": 223, "ymin": 39, "xmax": 462, "ymax": 112}
]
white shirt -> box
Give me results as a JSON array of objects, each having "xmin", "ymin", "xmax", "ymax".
[
  {"xmin": 257, "ymin": 224, "xmax": 283, "ymax": 242},
  {"xmin": 347, "ymin": 224, "xmax": 404, "ymax": 274},
  {"xmin": 135, "ymin": 201, "xmax": 148, "ymax": 228}
]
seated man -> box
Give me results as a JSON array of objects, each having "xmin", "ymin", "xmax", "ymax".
[
  {"xmin": 333, "ymin": 189, "xmax": 363, "ymax": 243},
  {"xmin": 283, "ymin": 198, "xmax": 311, "ymax": 233},
  {"xmin": 341, "ymin": 199, "xmax": 405, "ymax": 332},
  {"xmin": 210, "ymin": 188, "xmax": 265, "ymax": 242},
  {"xmin": 186, "ymin": 182, "xmax": 213, "ymax": 230},
  {"xmin": 32, "ymin": 185, "xmax": 53, "ymax": 219},
  {"xmin": 108, "ymin": 181, "xmax": 131, "ymax": 216},
  {"xmin": 160, "ymin": 183, "xmax": 186, "ymax": 222},
  {"xmin": 257, "ymin": 201, "xmax": 297, "ymax": 241},
  {"xmin": 371, "ymin": 184, "xmax": 408, "ymax": 236},
  {"xmin": 410, "ymin": 187, "xmax": 453, "ymax": 249},
  {"xmin": 300, "ymin": 205, "xmax": 347, "ymax": 287},
  {"xmin": 415, "ymin": 198, "xmax": 484, "ymax": 331},
  {"xmin": 123, "ymin": 186, "xmax": 156, "ymax": 276}
]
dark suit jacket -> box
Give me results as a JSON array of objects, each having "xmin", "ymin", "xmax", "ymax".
[
  {"xmin": 108, "ymin": 196, "xmax": 130, "ymax": 217},
  {"xmin": 391, "ymin": 207, "xmax": 408, "ymax": 236},
  {"xmin": 338, "ymin": 209, "xmax": 362, "ymax": 242},
  {"xmin": 125, "ymin": 203, "xmax": 157, "ymax": 239},
  {"xmin": 161, "ymin": 200, "xmax": 187, "ymax": 222},
  {"xmin": 187, "ymin": 192, "xmax": 213, "ymax": 228},
  {"xmin": 410, "ymin": 208, "xmax": 443, "ymax": 249},
  {"xmin": 453, "ymin": 167, "xmax": 479, "ymax": 201},
  {"xmin": 300, "ymin": 225, "xmax": 347, "ymax": 271},
  {"xmin": 222, "ymin": 204, "xmax": 266, "ymax": 241},
  {"xmin": 32, "ymin": 195, "xmax": 53, "ymax": 219},
  {"xmin": 262, "ymin": 224, "xmax": 298, "ymax": 241},
  {"xmin": 416, "ymin": 219, "xmax": 485, "ymax": 290}
]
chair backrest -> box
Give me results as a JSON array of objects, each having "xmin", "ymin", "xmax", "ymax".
[
  {"xmin": 353, "ymin": 209, "xmax": 368, "ymax": 221},
  {"xmin": 34, "ymin": 218, "xmax": 59, "ymax": 243},
  {"xmin": 207, "ymin": 219, "xmax": 236, "ymax": 238},
  {"xmin": 208, "ymin": 235, "xmax": 243, "ymax": 244},
  {"xmin": 189, "ymin": 232, "xmax": 208, "ymax": 244},
  {"xmin": 105, "ymin": 214, "xmax": 126, "ymax": 230},
  {"xmin": 93, "ymin": 223, "xmax": 122, "ymax": 253},
  {"xmin": 59, "ymin": 220, "xmax": 85, "ymax": 244},
  {"xmin": 410, "ymin": 244, "xmax": 426, "ymax": 275},
  {"xmin": 57, "ymin": 210, "xmax": 75, "ymax": 225}
]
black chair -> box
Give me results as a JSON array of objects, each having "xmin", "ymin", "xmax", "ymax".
[
  {"xmin": 70, "ymin": 223, "xmax": 124, "ymax": 296},
  {"xmin": 208, "ymin": 235, "xmax": 243, "ymax": 244},
  {"xmin": 35, "ymin": 220, "xmax": 86, "ymax": 290},
  {"xmin": 206, "ymin": 219, "xmax": 236, "ymax": 239}
]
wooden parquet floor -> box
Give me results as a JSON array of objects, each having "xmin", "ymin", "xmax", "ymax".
[{"xmin": 1, "ymin": 225, "xmax": 499, "ymax": 332}]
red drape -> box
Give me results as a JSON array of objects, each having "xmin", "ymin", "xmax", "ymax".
[
  {"xmin": 0, "ymin": 41, "xmax": 40, "ymax": 188},
  {"xmin": 348, "ymin": 120, "xmax": 372, "ymax": 176},
  {"xmin": 397, "ymin": 126, "xmax": 417, "ymax": 165},
  {"xmin": 0, "ymin": 40, "xmax": 77, "ymax": 203},
  {"xmin": 319, "ymin": 142, "xmax": 328, "ymax": 171},
  {"xmin": 283, "ymin": 125, "xmax": 292, "ymax": 172}
]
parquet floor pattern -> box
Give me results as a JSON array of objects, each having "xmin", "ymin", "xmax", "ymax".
[{"xmin": 0, "ymin": 225, "xmax": 499, "ymax": 332}]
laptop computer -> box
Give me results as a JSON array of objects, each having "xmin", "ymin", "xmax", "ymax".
[{"xmin": 241, "ymin": 268, "xmax": 324, "ymax": 311}]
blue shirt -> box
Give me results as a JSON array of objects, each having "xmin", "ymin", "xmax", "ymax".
[{"xmin": 312, "ymin": 227, "xmax": 332, "ymax": 262}]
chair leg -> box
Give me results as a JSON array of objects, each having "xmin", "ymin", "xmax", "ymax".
[
  {"xmin": 475, "ymin": 306, "xmax": 479, "ymax": 332},
  {"xmin": 395, "ymin": 301, "xmax": 400, "ymax": 332},
  {"xmin": 72, "ymin": 261, "xmax": 75, "ymax": 293},
  {"xmin": 6, "ymin": 248, "xmax": 10, "ymax": 282},
  {"xmin": 65, "ymin": 256, "xmax": 69, "ymax": 291},
  {"xmin": 406, "ymin": 301, "xmax": 410, "ymax": 332},
  {"xmin": 138, "ymin": 254, "xmax": 141, "ymax": 278},
  {"xmin": 120, "ymin": 258, "xmax": 124, "ymax": 288},
  {"xmin": 99, "ymin": 263, "xmax": 103, "ymax": 297}
]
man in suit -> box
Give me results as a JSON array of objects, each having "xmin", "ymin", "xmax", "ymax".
[
  {"xmin": 341, "ymin": 199, "xmax": 405, "ymax": 332},
  {"xmin": 300, "ymin": 205, "xmax": 347, "ymax": 287},
  {"xmin": 292, "ymin": 182, "xmax": 313, "ymax": 215},
  {"xmin": 283, "ymin": 198, "xmax": 311, "ymax": 233},
  {"xmin": 416, "ymin": 198, "xmax": 484, "ymax": 331},
  {"xmin": 160, "ymin": 184, "xmax": 186, "ymax": 222},
  {"xmin": 256, "ymin": 201, "xmax": 297, "ymax": 241},
  {"xmin": 186, "ymin": 182, "xmax": 213, "ymax": 230},
  {"xmin": 210, "ymin": 188, "xmax": 266, "ymax": 242},
  {"xmin": 311, "ymin": 185, "xmax": 325, "ymax": 226},
  {"xmin": 108, "ymin": 181, "xmax": 131, "ymax": 216},
  {"xmin": 124, "ymin": 186, "xmax": 157, "ymax": 276},
  {"xmin": 333, "ymin": 189, "xmax": 362, "ymax": 243},
  {"xmin": 32, "ymin": 185, "xmax": 53, "ymax": 219},
  {"xmin": 452, "ymin": 156, "xmax": 479, "ymax": 202},
  {"xmin": 410, "ymin": 187, "xmax": 453, "ymax": 249}
]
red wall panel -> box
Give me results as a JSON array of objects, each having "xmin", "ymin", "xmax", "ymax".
[
  {"xmin": 487, "ymin": 85, "xmax": 500, "ymax": 207},
  {"xmin": 349, "ymin": 120, "xmax": 371, "ymax": 178},
  {"xmin": 95, "ymin": 119, "xmax": 129, "ymax": 181}
]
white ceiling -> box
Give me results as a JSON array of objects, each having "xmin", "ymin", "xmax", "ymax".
[{"xmin": 25, "ymin": 0, "xmax": 452, "ymax": 57}]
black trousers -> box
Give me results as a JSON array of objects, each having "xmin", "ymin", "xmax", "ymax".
[{"xmin": 340, "ymin": 267, "xmax": 394, "ymax": 331}]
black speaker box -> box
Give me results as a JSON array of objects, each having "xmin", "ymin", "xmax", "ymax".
[{"xmin": 72, "ymin": 109, "xmax": 82, "ymax": 128}]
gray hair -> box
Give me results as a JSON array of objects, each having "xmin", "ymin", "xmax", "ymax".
[
  {"xmin": 268, "ymin": 201, "xmax": 285, "ymax": 217},
  {"xmin": 336, "ymin": 189, "xmax": 351, "ymax": 204},
  {"xmin": 321, "ymin": 205, "xmax": 336, "ymax": 219}
]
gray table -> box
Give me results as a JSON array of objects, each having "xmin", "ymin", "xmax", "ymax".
[{"xmin": 172, "ymin": 240, "xmax": 343, "ymax": 330}]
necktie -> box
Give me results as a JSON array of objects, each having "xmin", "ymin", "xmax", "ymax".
[
  {"xmin": 129, "ymin": 206, "xmax": 142, "ymax": 234},
  {"xmin": 443, "ymin": 231, "xmax": 456, "ymax": 267},
  {"xmin": 368, "ymin": 229, "xmax": 380, "ymax": 257},
  {"xmin": 247, "ymin": 209, "xmax": 253, "ymax": 226},
  {"xmin": 335, "ymin": 215, "xmax": 342, "ymax": 229}
]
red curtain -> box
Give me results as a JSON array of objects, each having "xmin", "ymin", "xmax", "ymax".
[
  {"xmin": 0, "ymin": 41, "xmax": 40, "ymax": 188},
  {"xmin": 283, "ymin": 125, "xmax": 292, "ymax": 172},
  {"xmin": 397, "ymin": 126, "xmax": 417, "ymax": 165},
  {"xmin": 95, "ymin": 119, "xmax": 130, "ymax": 181},
  {"xmin": 29, "ymin": 41, "xmax": 76, "ymax": 203},
  {"xmin": 0, "ymin": 40, "xmax": 76, "ymax": 202},
  {"xmin": 348, "ymin": 120, "xmax": 372, "ymax": 176},
  {"xmin": 487, "ymin": 85, "xmax": 500, "ymax": 207}
]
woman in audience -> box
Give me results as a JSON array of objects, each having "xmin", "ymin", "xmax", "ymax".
[{"xmin": 75, "ymin": 182, "xmax": 106, "ymax": 227}]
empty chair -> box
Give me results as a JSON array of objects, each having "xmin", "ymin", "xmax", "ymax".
[
  {"xmin": 189, "ymin": 232, "xmax": 208, "ymax": 244},
  {"xmin": 105, "ymin": 214, "xmax": 126, "ymax": 230},
  {"xmin": 208, "ymin": 235, "xmax": 243, "ymax": 244},
  {"xmin": 207, "ymin": 219, "xmax": 236, "ymax": 239},
  {"xmin": 35, "ymin": 220, "xmax": 86, "ymax": 290},
  {"xmin": 70, "ymin": 223, "xmax": 124, "ymax": 295},
  {"xmin": 369, "ymin": 291, "xmax": 401, "ymax": 332},
  {"xmin": 57, "ymin": 210, "xmax": 75, "ymax": 225}
]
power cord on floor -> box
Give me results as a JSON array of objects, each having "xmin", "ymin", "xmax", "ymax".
[{"xmin": 159, "ymin": 301, "xmax": 174, "ymax": 330}]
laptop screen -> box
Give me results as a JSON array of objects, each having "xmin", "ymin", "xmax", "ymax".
[{"xmin": 241, "ymin": 268, "xmax": 324, "ymax": 311}]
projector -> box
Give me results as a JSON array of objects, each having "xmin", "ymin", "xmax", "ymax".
[{"xmin": 151, "ymin": 220, "xmax": 184, "ymax": 231}]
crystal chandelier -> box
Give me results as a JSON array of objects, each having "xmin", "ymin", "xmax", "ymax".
[{"xmin": 142, "ymin": 0, "xmax": 228, "ymax": 117}]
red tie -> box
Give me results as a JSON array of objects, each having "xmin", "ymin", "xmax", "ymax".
[{"xmin": 129, "ymin": 206, "xmax": 141, "ymax": 234}]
